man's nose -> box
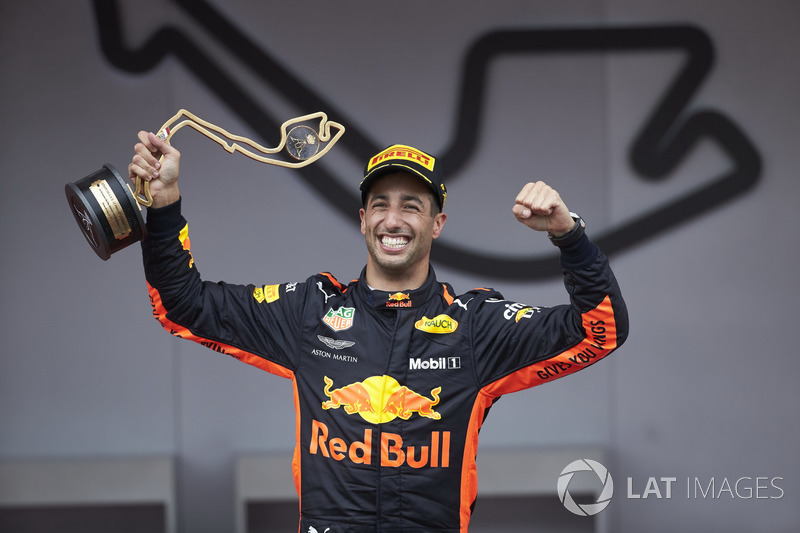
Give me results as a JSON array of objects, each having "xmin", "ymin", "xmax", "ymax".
[{"xmin": 383, "ymin": 206, "xmax": 404, "ymax": 229}]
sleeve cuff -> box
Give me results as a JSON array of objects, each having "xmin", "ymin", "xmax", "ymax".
[
  {"xmin": 145, "ymin": 197, "xmax": 184, "ymax": 238},
  {"xmin": 558, "ymin": 234, "xmax": 598, "ymax": 270}
]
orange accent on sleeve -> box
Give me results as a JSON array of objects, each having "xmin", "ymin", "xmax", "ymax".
[
  {"xmin": 147, "ymin": 281, "xmax": 294, "ymax": 379},
  {"xmin": 484, "ymin": 295, "xmax": 618, "ymax": 398}
]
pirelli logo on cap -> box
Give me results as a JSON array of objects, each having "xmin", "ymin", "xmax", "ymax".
[{"xmin": 368, "ymin": 145, "xmax": 435, "ymax": 172}]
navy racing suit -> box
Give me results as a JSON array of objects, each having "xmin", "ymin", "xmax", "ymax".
[{"xmin": 142, "ymin": 198, "xmax": 629, "ymax": 532}]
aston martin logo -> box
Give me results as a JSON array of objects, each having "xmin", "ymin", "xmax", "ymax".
[{"xmin": 317, "ymin": 335, "xmax": 355, "ymax": 350}]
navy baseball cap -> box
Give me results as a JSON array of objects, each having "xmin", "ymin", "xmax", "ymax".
[{"xmin": 360, "ymin": 144, "xmax": 447, "ymax": 210}]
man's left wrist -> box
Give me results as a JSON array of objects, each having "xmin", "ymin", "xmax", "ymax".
[{"xmin": 548, "ymin": 212, "xmax": 585, "ymax": 247}]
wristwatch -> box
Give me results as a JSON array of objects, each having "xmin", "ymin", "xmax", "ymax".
[{"xmin": 548, "ymin": 212, "xmax": 585, "ymax": 247}]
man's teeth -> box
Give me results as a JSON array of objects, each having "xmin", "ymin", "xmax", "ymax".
[{"xmin": 382, "ymin": 236, "xmax": 409, "ymax": 248}]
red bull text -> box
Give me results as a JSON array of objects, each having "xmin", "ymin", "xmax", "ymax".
[{"xmin": 310, "ymin": 419, "xmax": 451, "ymax": 468}]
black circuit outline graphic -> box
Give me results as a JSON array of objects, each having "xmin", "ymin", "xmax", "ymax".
[{"xmin": 92, "ymin": 0, "xmax": 761, "ymax": 280}]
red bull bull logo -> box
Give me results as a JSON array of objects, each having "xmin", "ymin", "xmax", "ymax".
[
  {"xmin": 315, "ymin": 376, "xmax": 449, "ymax": 468},
  {"xmin": 386, "ymin": 292, "xmax": 412, "ymax": 308},
  {"xmin": 321, "ymin": 375, "xmax": 441, "ymax": 423},
  {"xmin": 383, "ymin": 385, "xmax": 442, "ymax": 420},
  {"xmin": 321, "ymin": 376, "xmax": 376, "ymax": 415}
]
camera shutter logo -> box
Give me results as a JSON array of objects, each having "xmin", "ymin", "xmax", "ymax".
[{"xmin": 557, "ymin": 459, "xmax": 614, "ymax": 516}]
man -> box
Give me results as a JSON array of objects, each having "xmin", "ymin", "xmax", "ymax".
[{"xmin": 130, "ymin": 134, "xmax": 628, "ymax": 532}]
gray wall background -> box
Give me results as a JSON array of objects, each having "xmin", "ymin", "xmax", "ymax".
[{"xmin": 1, "ymin": 0, "xmax": 798, "ymax": 531}]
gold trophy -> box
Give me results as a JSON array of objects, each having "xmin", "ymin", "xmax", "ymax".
[{"xmin": 66, "ymin": 109, "xmax": 345, "ymax": 260}]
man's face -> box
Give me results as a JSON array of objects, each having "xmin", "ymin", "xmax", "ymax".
[{"xmin": 360, "ymin": 172, "xmax": 446, "ymax": 284}]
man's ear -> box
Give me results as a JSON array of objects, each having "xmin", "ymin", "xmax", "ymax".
[
  {"xmin": 359, "ymin": 208, "xmax": 366, "ymax": 235},
  {"xmin": 432, "ymin": 212, "xmax": 447, "ymax": 239}
]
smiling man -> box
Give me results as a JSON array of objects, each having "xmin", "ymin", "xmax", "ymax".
[
  {"xmin": 130, "ymin": 137, "xmax": 629, "ymax": 532},
  {"xmin": 359, "ymin": 169, "xmax": 446, "ymax": 291}
]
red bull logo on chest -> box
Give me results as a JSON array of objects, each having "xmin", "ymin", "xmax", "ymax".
[
  {"xmin": 314, "ymin": 375, "xmax": 449, "ymax": 468},
  {"xmin": 321, "ymin": 375, "xmax": 442, "ymax": 424}
]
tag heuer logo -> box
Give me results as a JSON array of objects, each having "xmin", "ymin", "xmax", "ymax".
[{"xmin": 322, "ymin": 307, "xmax": 355, "ymax": 331}]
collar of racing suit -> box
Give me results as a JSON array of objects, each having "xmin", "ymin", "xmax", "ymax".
[{"xmin": 353, "ymin": 265, "xmax": 450, "ymax": 309}]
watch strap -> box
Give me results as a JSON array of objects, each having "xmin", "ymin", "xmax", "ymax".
[{"xmin": 548, "ymin": 212, "xmax": 585, "ymax": 247}]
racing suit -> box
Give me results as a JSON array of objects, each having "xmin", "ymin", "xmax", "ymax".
[{"xmin": 142, "ymin": 198, "xmax": 628, "ymax": 533}]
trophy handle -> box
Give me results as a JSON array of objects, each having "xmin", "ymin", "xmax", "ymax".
[
  {"xmin": 132, "ymin": 109, "xmax": 345, "ymax": 207},
  {"xmin": 134, "ymin": 175, "xmax": 153, "ymax": 207}
]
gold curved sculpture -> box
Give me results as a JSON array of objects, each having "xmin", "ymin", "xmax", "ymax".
[{"xmin": 134, "ymin": 109, "xmax": 345, "ymax": 206}]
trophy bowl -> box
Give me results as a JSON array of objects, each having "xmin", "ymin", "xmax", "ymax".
[{"xmin": 65, "ymin": 163, "xmax": 146, "ymax": 260}]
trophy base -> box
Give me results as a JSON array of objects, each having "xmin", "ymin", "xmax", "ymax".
[{"xmin": 66, "ymin": 164, "xmax": 146, "ymax": 260}]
